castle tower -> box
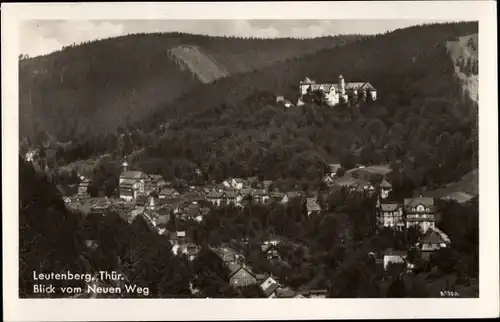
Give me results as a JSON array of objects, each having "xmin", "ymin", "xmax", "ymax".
[
  {"xmin": 338, "ymin": 74, "xmax": 345, "ymax": 95},
  {"xmin": 121, "ymin": 158, "xmax": 129, "ymax": 174}
]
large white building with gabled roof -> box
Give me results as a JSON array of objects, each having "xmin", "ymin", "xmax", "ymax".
[{"xmin": 298, "ymin": 74, "xmax": 377, "ymax": 106}]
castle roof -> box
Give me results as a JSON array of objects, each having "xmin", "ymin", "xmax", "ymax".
[{"xmin": 121, "ymin": 170, "xmax": 147, "ymax": 180}]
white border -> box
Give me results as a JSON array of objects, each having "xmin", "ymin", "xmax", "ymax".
[{"xmin": 2, "ymin": 2, "xmax": 498, "ymax": 321}]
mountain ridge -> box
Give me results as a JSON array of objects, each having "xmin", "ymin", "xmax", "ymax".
[{"xmin": 19, "ymin": 33, "xmax": 362, "ymax": 143}]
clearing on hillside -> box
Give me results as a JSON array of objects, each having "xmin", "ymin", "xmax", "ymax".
[{"xmin": 167, "ymin": 45, "xmax": 229, "ymax": 83}]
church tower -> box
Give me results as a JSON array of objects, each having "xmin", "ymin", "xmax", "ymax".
[
  {"xmin": 121, "ymin": 158, "xmax": 129, "ymax": 174},
  {"xmin": 338, "ymin": 74, "xmax": 345, "ymax": 95}
]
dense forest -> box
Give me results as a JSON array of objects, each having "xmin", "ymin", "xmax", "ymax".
[
  {"xmin": 19, "ymin": 22, "xmax": 480, "ymax": 298},
  {"xmin": 19, "ymin": 33, "xmax": 362, "ymax": 142},
  {"xmin": 19, "ymin": 158, "xmax": 479, "ymax": 298},
  {"xmin": 43, "ymin": 22, "xmax": 480, "ymax": 197}
]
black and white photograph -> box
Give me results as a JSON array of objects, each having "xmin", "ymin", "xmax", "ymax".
[{"xmin": 2, "ymin": 1, "xmax": 498, "ymax": 321}]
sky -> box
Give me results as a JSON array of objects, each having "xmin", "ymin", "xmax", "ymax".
[{"xmin": 21, "ymin": 19, "xmax": 448, "ymax": 57}]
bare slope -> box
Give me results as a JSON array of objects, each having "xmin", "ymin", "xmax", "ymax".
[
  {"xmin": 168, "ymin": 45, "xmax": 229, "ymax": 83},
  {"xmin": 446, "ymin": 33, "xmax": 478, "ymax": 103}
]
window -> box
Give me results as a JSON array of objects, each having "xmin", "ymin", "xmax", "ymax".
[{"xmin": 416, "ymin": 205, "xmax": 425, "ymax": 212}]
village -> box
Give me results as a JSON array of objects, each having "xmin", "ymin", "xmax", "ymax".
[{"xmin": 22, "ymin": 146, "xmax": 456, "ymax": 298}]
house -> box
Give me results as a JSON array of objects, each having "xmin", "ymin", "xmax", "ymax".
[
  {"xmin": 183, "ymin": 192, "xmax": 206, "ymax": 205},
  {"xmin": 148, "ymin": 174, "xmax": 165, "ymax": 187},
  {"xmin": 281, "ymin": 191, "xmax": 305, "ymax": 204},
  {"xmin": 136, "ymin": 195, "xmax": 149, "ymax": 206},
  {"xmin": 212, "ymin": 245, "xmax": 244, "ymax": 265},
  {"xmin": 25, "ymin": 148, "xmax": 39, "ymax": 162},
  {"xmin": 169, "ymin": 231, "xmax": 187, "ymax": 246},
  {"xmin": 417, "ymin": 228, "xmax": 450, "ymax": 252},
  {"xmin": 383, "ymin": 250, "xmax": 407, "ymax": 270},
  {"xmin": 119, "ymin": 167, "xmax": 148, "ymax": 201},
  {"xmin": 323, "ymin": 174, "xmax": 336, "ymax": 185},
  {"xmin": 159, "ymin": 197, "xmax": 188, "ymax": 214},
  {"xmin": 145, "ymin": 195, "xmax": 159, "ymax": 211},
  {"xmin": 154, "ymin": 213, "xmax": 171, "ymax": 235},
  {"xmin": 246, "ymin": 176, "xmax": 259, "ymax": 188},
  {"xmin": 159, "ymin": 187, "xmax": 180, "ymax": 199},
  {"xmin": 206, "ymin": 190, "xmax": 224, "ymax": 207},
  {"xmin": 379, "ymin": 179, "xmax": 393, "ymax": 199},
  {"xmin": 298, "ymin": 75, "xmax": 377, "ymax": 106},
  {"xmin": 252, "ymin": 189, "xmax": 270, "ymax": 204},
  {"xmin": 376, "ymin": 202, "xmax": 404, "ymax": 230},
  {"xmin": 403, "ymin": 197, "xmax": 437, "ymax": 233},
  {"xmin": 222, "ymin": 190, "xmax": 238, "ymax": 205},
  {"xmin": 283, "ymin": 100, "xmax": 294, "ymax": 108},
  {"xmin": 306, "ymin": 198, "xmax": 322, "ymax": 216},
  {"xmin": 275, "ymin": 287, "xmax": 298, "ymax": 298},
  {"xmin": 261, "ymin": 243, "xmax": 282, "ymax": 261},
  {"xmin": 228, "ymin": 263, "xmax": 257, "ymax": 287},
  {"xmin": 222, "ymin": 179, "xmax": 232, "ymax": 188},
  {"xmin": 269, "ymin": 191, "xmax": 285, "ymax": 203},
  {"xmin": 178, "ymin": 243, "xmax": 201, "ymax": 261},
  {"xmin": 261, "ymin": 281, "xmax": 280, "ymax": 298},
  {"xmin": 77, "ymin": 177, "xmax": 91, "ymax": 197},
  {"xmin": 183, "ymin": 204, "xmax": 203, "ymax": 222},
  {"xmin": 276, "ymin": 95, "xmax": 285, "ymax": 103},
  {"xmin": 231, "ymin": 178, "xmax": 246, "ymax": 190},
  {"xmin": 350, "ymin": 179, "xmax": 375, "ymax": 194}
]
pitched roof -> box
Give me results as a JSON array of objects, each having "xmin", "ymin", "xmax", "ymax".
[
  {"xmin": 379, "ymin": 203, "xmax": 401, "ymax": 212},
  {"xmin": 155, "ymin": 214, "xmax": 171, "ymax": 226},
  {"xmin": 380, "ymin": 179, "xmax": 392, "ymax": 189},
  {"xmin": 121, "ymin": 170, "xmax": 147, "ymax": 179},
  {"xmin": 183, "ymin": 192, "xmax": 206, "ymax": 202},
  {"xmin": 270, "ymin": 192, "xmax": 285, "ymax": 199},
  {"xmin": 301, "ymin": 77, "xmax": 315, "ymax": 84},
  {"xmin": 345, "ymin": 82, "xmax": 375, "ymax": 90},
  {"xmin": 240, "ymin": 188, "xmax": 255, "ymax": 196},
  {"xmin": 333, "ymin": 175, "xmax": 358, "ymax": 187},
  {"xmin": 223, "ymin": 190, "xmax": 238, "ymax": 198},
  {"xmin": 419, "ymin": 229, "xmax": 448, "ymax": 244},
  {"xmin": 159, "ymin": 188, "xmax": 179, "ymax": 196},
  {"xmin": 262, "ymin": 283, "xmax": 280, "ymax": 297},
  {"xmin": 404, "ymin": 197, "xmax": 434, "ymax": 208},
  {"xmin": 207, "ymin": 191, "xmax": 224, "ymax": 198},
  {"xmin": 120, "ymin": 178, "xmax": 137, "ymax": 186},
  {"xmin": 276, "ymin": 287, "xmax": 297, "ymax": 298},
  {"xmin": 228, "ymin": 264, "xmax": 255, "ymax": 278},
  {"xmin": 149, "ymin": 174, "xmax": 164, "ymax": 181}
]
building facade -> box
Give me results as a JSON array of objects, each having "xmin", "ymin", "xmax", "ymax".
[
  {"xmin": 299, "ymin": 75, "xmax": 377, "ymax": 106},
  {"xmin": 403, "ymin": 197, "xmax": 437, "ymax": 233}
]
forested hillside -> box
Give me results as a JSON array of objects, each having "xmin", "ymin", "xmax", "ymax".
[
  {"xmin": 19, "ymin": 33, "xmax": 360, "ymax": 143},
  {"xmin": 26, "ymin": 22, "xmax": 479, "ymax": 196},
  {"xmin": 121, "ymin": 22, "xmax": 477, "ymax": 194}
]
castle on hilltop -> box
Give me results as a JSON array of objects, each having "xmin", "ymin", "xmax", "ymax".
[{"xmin": 297, "ymin": 75, "xmax": 377, "ymax": 106}]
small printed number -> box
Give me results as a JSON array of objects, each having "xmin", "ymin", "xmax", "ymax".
[{"xmin": 440, "ymin": 291, "xmax": 460, "ymax": 297}]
